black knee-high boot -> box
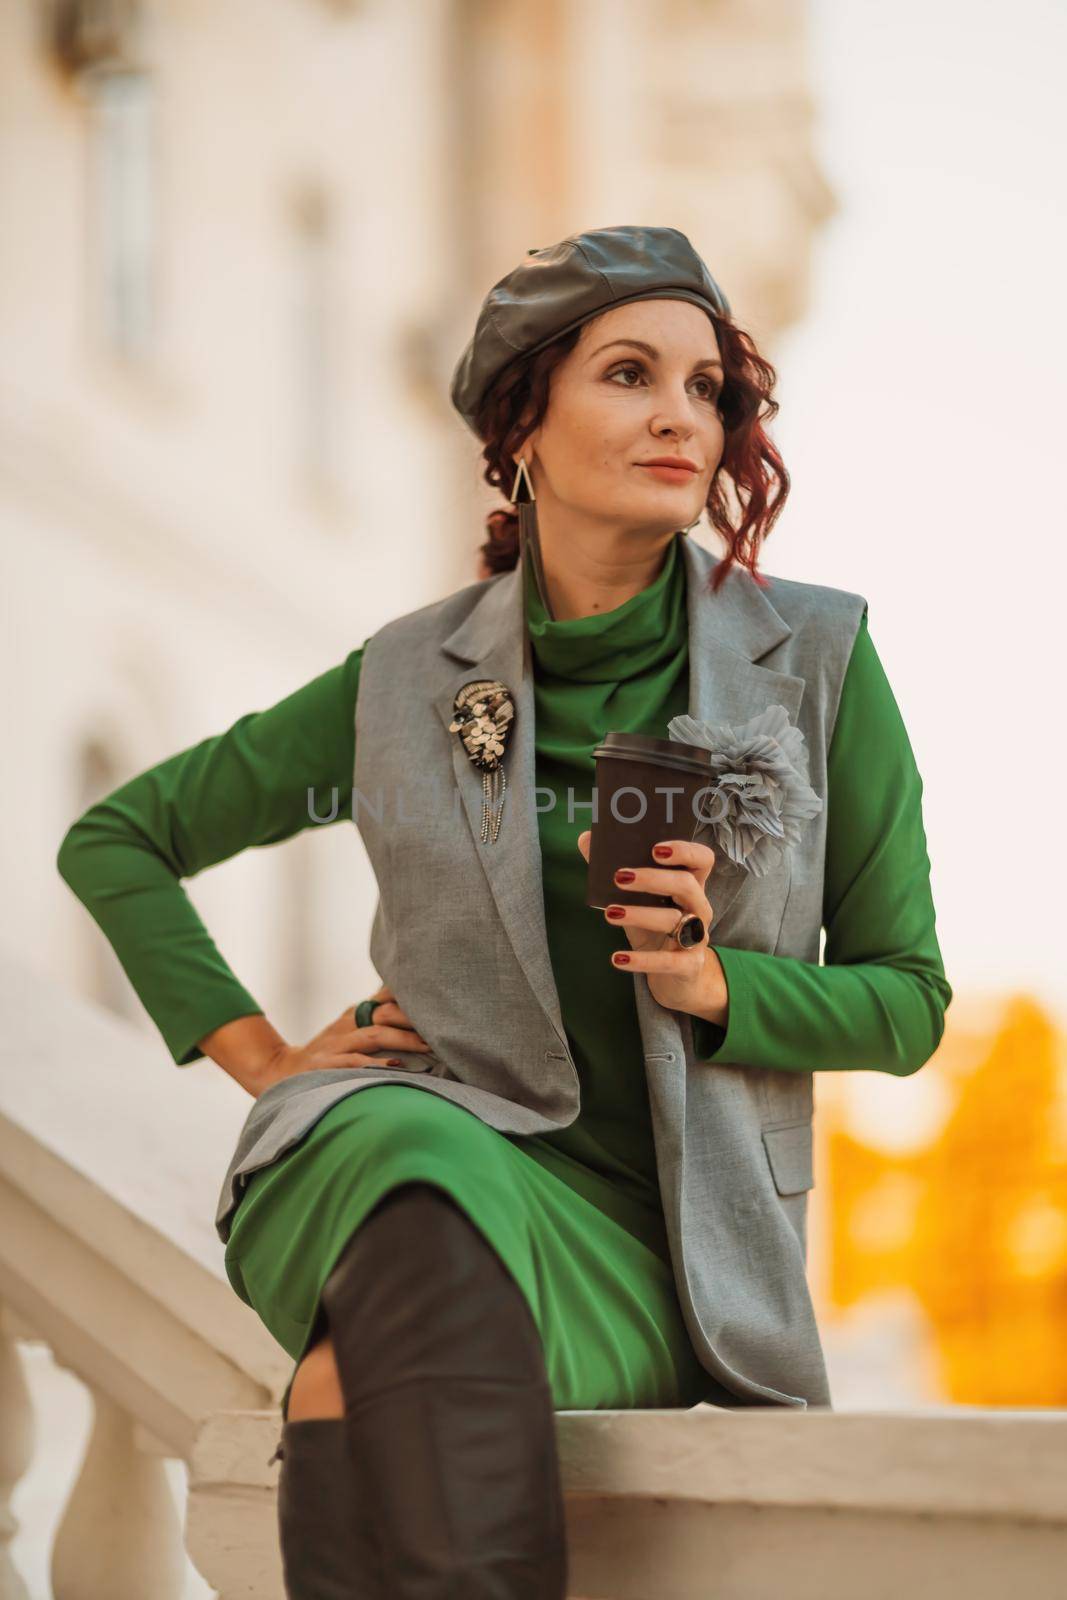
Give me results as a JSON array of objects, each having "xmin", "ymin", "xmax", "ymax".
[
  {"xmin": 319, "ymin": 1180, "xmax": 568, "ymax": 1599},
  {"xmin": 275, "ymin": 1416, "xmax": 382, "ymax": 1599}
]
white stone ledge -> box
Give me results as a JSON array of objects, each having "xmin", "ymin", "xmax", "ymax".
[
  {"xmin": 554, "ymin": 1404, "xmax": 1067, "ymax": 1521},
  {"xmin": 187, "ymin": 1406, "xmax": 1067, "ymax": 1600},
  {"xmin": 191, "ymin": 1404, "xmax": 1067, "ymax": 1520}
]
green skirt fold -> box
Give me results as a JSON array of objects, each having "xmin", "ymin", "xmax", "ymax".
[{"xmin": 223, "ymin": 1083, "xmax": 718, "ymax": 1419}]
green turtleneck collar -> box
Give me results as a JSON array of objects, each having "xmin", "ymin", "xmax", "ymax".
[{"xmin": 522, "ymin": 532, "xmax": 687, "ymax": 683}]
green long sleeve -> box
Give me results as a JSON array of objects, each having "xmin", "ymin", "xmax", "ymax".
[
  {"xmin": 57, "ymin": 648, "xmax": 365, "ymax": 1066},
  {"xmin": 691, "ymin": 610, "xmax": 952, "ymax": 1075}
]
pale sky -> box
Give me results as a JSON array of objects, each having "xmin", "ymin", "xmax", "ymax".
[{"xmin": 769, "ymin": 0, "xmax": 1067, "ymax": 1017}]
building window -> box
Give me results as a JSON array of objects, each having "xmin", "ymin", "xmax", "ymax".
[
  {"xmin": 83, "ymin": 65, "xmax": 156, "ymax": 360},
  {"xmin": 289, "ymin": 180, "xmax": 341, "ymax": 501}
]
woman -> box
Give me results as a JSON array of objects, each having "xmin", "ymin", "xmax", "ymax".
[{"xmin": 57, "ymin": 225, "xmax": 952, "ymax": 1599}]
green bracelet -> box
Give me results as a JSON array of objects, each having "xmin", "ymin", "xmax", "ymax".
[{"xmin": 354, "ymin": 998, "xmax": 378, "ymax": 1030}]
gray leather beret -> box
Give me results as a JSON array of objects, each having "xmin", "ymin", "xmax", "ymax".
[{"xmin": 449, "ymin": 223, "xmax": 732, "ymax": 436}]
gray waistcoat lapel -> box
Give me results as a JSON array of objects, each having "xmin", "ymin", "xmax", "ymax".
[{"xmin": 430, "ymin": 533, "xmax": 805, "ymax": 1044}]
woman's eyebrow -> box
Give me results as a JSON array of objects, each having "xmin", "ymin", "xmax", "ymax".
[{"xmin": 588, "ymin": 338, "xmax": 723, "ymax": 372}]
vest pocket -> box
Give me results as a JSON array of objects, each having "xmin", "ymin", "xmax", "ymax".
[{"xmin": 761, "ymin": 1119, "xmax": 814, "ymax": 1195}]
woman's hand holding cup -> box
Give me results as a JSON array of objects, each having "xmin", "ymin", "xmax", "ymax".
[{"xmin": 577, "ymin": 831, "xmax": 729, "ymax": 1029}]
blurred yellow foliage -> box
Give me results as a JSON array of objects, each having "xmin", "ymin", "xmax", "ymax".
[{"xmin": 826, "ymin": 996, "xmax": 1067, "ymax": 1405}]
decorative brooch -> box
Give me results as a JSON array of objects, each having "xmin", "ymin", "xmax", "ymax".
[
  {"xmin": 448, "ymin": 679, "xmax": 516, "ymax": 843},
  {"xmin": 666, "ymin": 703, "xmax": 822, "ymax": 877}
]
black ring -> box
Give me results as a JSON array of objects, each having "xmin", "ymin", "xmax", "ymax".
[{"xmin": 672, "ymin": 913, "xmax": 707, "ymax": 950}]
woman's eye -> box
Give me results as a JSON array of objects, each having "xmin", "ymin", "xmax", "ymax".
[{"xmin": 607, "ymin": 363, "xmax": 721, "ymax": 403}]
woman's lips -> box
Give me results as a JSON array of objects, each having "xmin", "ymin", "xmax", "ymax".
[{"xmin": 637, "ymin": 464, "xmax": 698, "ymax": 485}]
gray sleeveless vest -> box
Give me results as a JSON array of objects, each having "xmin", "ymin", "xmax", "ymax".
[{"xmin": 215, "ymin": 532, "xmax": 867, "ymax": 1411}]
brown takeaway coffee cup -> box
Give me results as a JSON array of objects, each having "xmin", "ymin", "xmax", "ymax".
[{"xmin": 586, "ymin": 731, "xmax": 723, "ymax": 910}]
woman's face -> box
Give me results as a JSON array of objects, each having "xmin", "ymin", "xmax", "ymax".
[{"xmin": 517, "ymin": 298, "xmax": 725, "ymax": 544}]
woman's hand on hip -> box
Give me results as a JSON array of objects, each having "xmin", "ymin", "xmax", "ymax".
[
  {"xmin": 576, "ymin": 831, "xmax": 729, "ymax": 1028},
  {"xmin": 253, "ymin": 988, "xmax": 432, "ymax": 1097}
]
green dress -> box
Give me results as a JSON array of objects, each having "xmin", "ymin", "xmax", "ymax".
[{"xmin": 56, "ymin": 535, "xmax": 952, "ymax": 1420}]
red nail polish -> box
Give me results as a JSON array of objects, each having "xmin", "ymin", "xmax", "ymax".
[
  {"xmin": 613, "ymin": 952, "xmax": 631, "ymax": 965},
  {"xmin": 615, "ymin": 869, "xmax": 635, "ymax": 883},
  {"xmin": 653, "ymin": 845, "xmax": 673, "ymax": 859},
  {"xmin": 605, "ymin": 905, "xmax": 625, "ymax": 919}
]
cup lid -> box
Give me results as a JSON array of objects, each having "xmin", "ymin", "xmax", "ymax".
[{"xmin": 592, "ymin": 730, "xmax": 715, "ymax": 777}]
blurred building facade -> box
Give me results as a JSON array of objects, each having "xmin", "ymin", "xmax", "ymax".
[{"xmin": 3, "ymin": 0, "xmax": 833, "ymax": 1051}]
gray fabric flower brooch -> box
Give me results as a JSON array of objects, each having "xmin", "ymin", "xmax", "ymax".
[{"xmin": 666, "ymin": 703, "xmax": 822, "ymax": 877}]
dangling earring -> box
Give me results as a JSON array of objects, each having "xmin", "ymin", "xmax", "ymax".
[
  {"xmin": 511, "ymin": 454, "xmax": 554, "ymax": 620},
  {"xmin": 510, "ymin": 455, "xmax": 536, "ymax": 505}
]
